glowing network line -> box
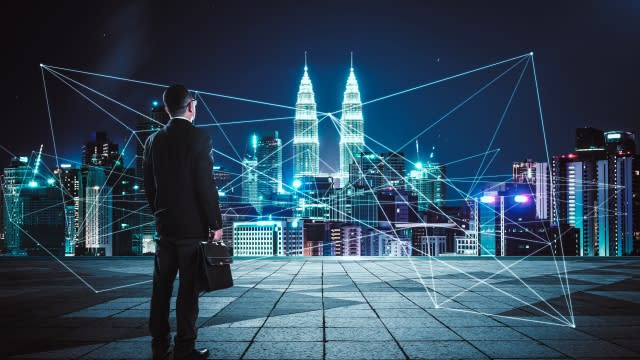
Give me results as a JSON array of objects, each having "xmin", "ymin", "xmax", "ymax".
[{"xmin": 10, "ymin": 51, "xmax": 572, "ymax": 326}]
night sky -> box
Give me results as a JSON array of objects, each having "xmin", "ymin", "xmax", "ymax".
[{"xmin": 5, "ymin": 1, "xmax": 639, "ymax": 192}]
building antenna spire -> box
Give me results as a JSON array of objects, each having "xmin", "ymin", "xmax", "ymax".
[
  {"xmin": 416, "ymin": 140, "xmax": 419, "ymax": 162},
  {"xmin": 304, "ymin": 51, "xmax": 308, "ymax": 71},
  {"xmin": 350, "ymin": 51, "xmax": 354, "ymax": 70}
]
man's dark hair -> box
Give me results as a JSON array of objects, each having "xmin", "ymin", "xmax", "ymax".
[{"xmin": 163, "ymin": 84, "xmax": 194, "ymax": 117}]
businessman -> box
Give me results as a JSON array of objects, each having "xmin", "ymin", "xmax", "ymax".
[{"xmin": 144, "ymin": 84, "xmax": 223, "ymax": 360}]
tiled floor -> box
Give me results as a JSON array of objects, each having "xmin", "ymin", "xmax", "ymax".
[{"xmin": 1, "ymin": 256, "xmax": 639, "ymax": 359}]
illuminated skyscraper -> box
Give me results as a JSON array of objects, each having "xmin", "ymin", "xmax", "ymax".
[
  {"xmin": 339, "ymin": 56, "xmax": 365, "ymax": 180},
  {"xmin": 256, "ymin": 132, "xmax": 283, "ymax": 197},
  {"xmin": 242, "ymin": 153, "xmax": 260, "ymax": 214},
  {"xmin": 3, "ymin": 156, "xmax": 32, "ymax": 256},
  {"xmin": 408, "ymin": 162, "xmax": 446, "ymax": 212},
  {"xmin": 293, "ymin": 55, "xmax": 319, "ymax": 177}
]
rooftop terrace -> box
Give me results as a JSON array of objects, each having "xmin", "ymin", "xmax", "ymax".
[{"xmin": 1, "ymin": 256, "xmax": 639, "ymax": 359}]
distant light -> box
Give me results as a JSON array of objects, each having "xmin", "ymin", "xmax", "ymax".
[
  {"xmin": 514, "ymin": 195, "xmax": 529, "ymax": 203},
  {"xmin": 415, "ymin": 162, "xmax": 423, "ymax": 169},
  {"xmin": 28, "ymin": 181, "xmax": 38, "ymax": 188},
  {"xmin": 293, "ymin": 179, "xmax": 302, "ymax": 189},
  {"xmin": 133, "ymin": 185, "xmax": 140, "ymax": 190},
  {"xmin": 60, "ymin": 164, "xmax": 71, "ymax": 169},
  {"xmin": 219, "ymin": 191, "xmax": 226, "ymax": 196},
  {"xmin": 47, "ymin": 178, "xmax": 55, "ymax": 185},
  {"xmin": 121, "ymin": 223, "xmax": 128, "ymax": 228},
  {"xmin": 93, "ymin": 186, "xmax": 100, "ymax": 190},
  {"xmin": 480, "ymin": 195, "xmax": 496, "ymax": 204},
  {"xmin": 291, "ymin": 219, "xmax": 299, "ymax": 228},
  {"xmin": 19, "ymin": 157, "xmax": 28, "ymax": 163},
  {"xmin": 152, "ymin": 100, "xmax": 159, "ymax": 107},
  {"xmin": 567, "ymin": 153, "xmax": 577, "ymax": 159},
  {"xmin": 606, "ymin": 133, "xmax": 621, "ymax": 140}
]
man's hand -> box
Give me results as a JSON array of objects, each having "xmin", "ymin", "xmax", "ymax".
[{"xmin": 209, "ymin": 228, "xmax": 223, "ymax": 242}]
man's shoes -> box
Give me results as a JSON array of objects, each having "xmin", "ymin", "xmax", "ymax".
[{"xmin": 173, "ymin": 348, "xmax": 209, "ymax": 360}]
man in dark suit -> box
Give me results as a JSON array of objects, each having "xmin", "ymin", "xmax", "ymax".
[{"xmin": 144, "ymin": 84, "xmax": 223, "ymax": 360}]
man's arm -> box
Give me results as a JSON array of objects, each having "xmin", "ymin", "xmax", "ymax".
[
  {"xmin": 142, "ymin": 134, "xmax": 157, "ymax": 214},
  {"xmin": 193, "ymin": 131, "xmax": 223, "ymax": 231}
]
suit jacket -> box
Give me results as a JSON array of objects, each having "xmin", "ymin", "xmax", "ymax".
[{"xmin": 143, "ymin": 117, "xmax": 223, "ymax": 239}]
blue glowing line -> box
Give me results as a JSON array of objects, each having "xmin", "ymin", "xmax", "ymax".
[
  {"xmin": 196, "ymin": 93, "xmax": 242, "ymax": 160},
  {"xmin": 532, "ymin": 53, "xmax": 574, "ymax": 324},
  {"xmin": 468, "ymin": 57, "xmax": 530, "ymax": 195},
  {"xmin": 361, "ymin": 52, "xmax": 531, "ymax": 107},
  {"xmin": 43, "ymin": 64, "xmax": 297, "ymax": 111},
  {"xmin": 196, "ymin": 116, "xmax": 295, "ymax": 127},
  {"xmin": 394, "ymin": 56, "xmax": 528, "ymax": 153},
  {"xmin": 43, "ymin": 67, "xmax": 145, "ymax": 145}
]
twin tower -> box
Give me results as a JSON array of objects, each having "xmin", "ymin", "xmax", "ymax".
[{"xmin": 293, "ymin": 55, "xmax": 365, "ymax": 183}]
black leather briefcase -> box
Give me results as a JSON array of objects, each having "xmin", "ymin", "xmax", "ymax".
[{"xmin": 199, "ymin": 241, "xmax": 233, "ymax": 292}]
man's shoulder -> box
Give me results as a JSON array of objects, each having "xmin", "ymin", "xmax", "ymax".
[{"xmin": 191, "ymin": 126, "xmax": 211, "ymax": 144}]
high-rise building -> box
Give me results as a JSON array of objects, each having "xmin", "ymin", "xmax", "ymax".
[
  {"xmin": 553, "ymin": 128, "xmax": 636, "ymax": 256},
  {"xmin": 233, "ymin": 220, "xmax": 285, "ymax": 256},
  {"xmin": 3, "ymin": 156, "xmax": 31, "ymax": 256},
  {"xmin": 293, "ymin": 58, "xmax": 319, "ymax": 178},
  {"xmin": 339, "ymin": 60, "xmax": 365, "ymax": 180},
  {"xmin": 242, "ymin": 156, "xmax": 260, "ymax": 214},
  {"xmin": 407, "ymin": 161, "xmax": 446, "ymax": 212},
  {"xmin": 348, "ymin": 151, "xmax": 406, "ymax": 191},
  {"xmin": 84, "ymin": 167, "xmax": 113, "ymax": 256},
  {"xmin": 513, "ymin": 160, "xmax": 551, "ymax": 220},
  {"xmin": 18, "ymin": 184, "xmax": 65, "ymax": 256},
  {"xmin": 82, "ymin": 132, "xmax": 122, "ymax": 169},
  {"xmin": 3, "ymin": 155, "xmax": 66, "ymax": 256},
  {"xmin": 256, "ymin": 132, "xmax": 283, "ymax": 198},
  {"xmin": 134, "ymin": 103, "xmax": 169, "ymax": 254},
  {"xmin": 54, "ymin": 164, "xmax": 81, "ymax": 256},
  {"xmin": 293, "ymin": 176, "xmax": 334, "ymax": 220}
]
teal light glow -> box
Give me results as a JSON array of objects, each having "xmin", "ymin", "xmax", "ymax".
[
  {"xmin": 47, "ymin": 178, "xmax": 55, "ymax": 185},
  {"xmin": 152, "ymin": 100, "xmax": 159, "ymax": 107},
  {"xmin": 293, "ymin": 179, "xmax": 302, "ymax": 189},
  {"xmin": 28, "ymin": 181, "xmax": 38, "ymax": 188}
]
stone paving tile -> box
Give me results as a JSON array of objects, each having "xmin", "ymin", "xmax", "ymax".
[
  {"xmin": 454, "ymin": 326, "xmax": 530, "ymax": 340},
  {"xmin": 263, "ymin": 312, "xmax": 323, "ymax": 327},
  {"xmin": 512, "ymin": 325, "xmax": 599, "ymax": 340},
  {"xmin": 325, "ymin": 341, "xmax": 405, "ymax": 360},
  {"xmin": 388, "ymin": 326, "xmax": 462, "ymax": 341},
  {"xmin": 254, "ymin": 327, "xmax": 322, "ymax": 341},
  {"xmin": 196, "ymin": 341, "xmax": 250, "ymax": 359},
  {"xmin": 81, "ymin": 341, "xmax": 151, "ymax": 359},
  {"xmin": 540, "ymin": 339, "xmax": 640, "ymax": 358},
  {"xmin": 380, "ymin": 316, "xmax": 443, "ymax": 328},
  {"xmin": 12, "ymin": 344, "xmax": 104, "ymax": 359},
  {"xmin": 399, "ymin": 341, "xmax": 490, "ymax": 359},
  {"xmin": 325, "ymin": 316, "xmax": 384, "ymax": 327},
  {"xmin": 198, "ymin": 326, "xmax": 259, "ymax": 341},
  {"xmin": 470, "ymin": 340, "xmax": 564, "ymax": 359},
  {"xmin": 243, "ymin": 341, "xmax": 323, "ymax": 359},
  {"xmin": 326, "ymin": 327, "xmax": 393, "ymax": 341}
]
